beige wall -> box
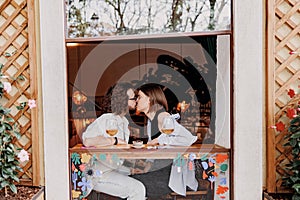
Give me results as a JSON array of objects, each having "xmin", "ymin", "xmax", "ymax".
[
  {"xmin": 39, "ymin": 0, "xmax": 69, "ymax": 199},
  {"xmin": 233, "ymin": 0, "xmax": 263, "ymax": 199}
]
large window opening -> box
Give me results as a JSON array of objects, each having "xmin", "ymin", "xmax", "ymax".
[
  {"xmin": 67, "ymin": 36, "xmax": 222, "ymax": 147},
  {"xmin": 65, "ymin": 1, "xmax": 232, "ymax": 200}
]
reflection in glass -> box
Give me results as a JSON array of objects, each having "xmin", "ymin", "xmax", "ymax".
[{"xmin": 66, "ymin": 0, "xmax": 231, "ymax": 38}]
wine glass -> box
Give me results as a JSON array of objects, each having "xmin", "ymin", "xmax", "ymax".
[
  {"xmin": 161, "ymin": 116, "xmax": 175, "ymax": 147},
  {"xmin": 106, "ymin": 119, "xmax": 118, "ymax": 137}
]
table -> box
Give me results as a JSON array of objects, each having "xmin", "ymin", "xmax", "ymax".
[{"xmin": 69, "ymin": 144, "xmax": 230, "ymax": 200}]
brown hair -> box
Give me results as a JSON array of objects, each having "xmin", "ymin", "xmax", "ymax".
[
  {"xmin": 137, "ymin": 83, "xmax": 168, "ymax": 113},
  {"xmin": 110, "ymin": 82, "xmax": 133, "ymax": 115}
]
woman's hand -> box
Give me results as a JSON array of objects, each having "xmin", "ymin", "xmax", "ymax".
[
  {"xmin": 147, "ymin": 138, "xmax": 158, "ymax": 145},
  {"xmin": 117, "ymin": 138, "xmax": 127, "ymax": 145},
  {"xmin": 130, "ymin": 168, "xmax": 144, "ymax": 175}
]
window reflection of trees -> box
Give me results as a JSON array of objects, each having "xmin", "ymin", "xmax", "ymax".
[{"xmin": 66, "ymin": 0, "xmax": 230, "ymax": 38}]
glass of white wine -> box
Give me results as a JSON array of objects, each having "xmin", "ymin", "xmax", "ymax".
[
  {"xmin": 161, "ymin": 116, "xmax": 175, "ymax": 147},
  {"xmin": 106, "ymin": 119, "xmax": 118, "ymax": 137}
]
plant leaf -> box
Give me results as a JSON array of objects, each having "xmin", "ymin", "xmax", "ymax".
[
  {"xmin": 291, "ymin": 131, "xmax": 300, "ymax": 139},
  {"xmin": 9, "ymin": 183, "xmax": 17, "ymax": 194}
]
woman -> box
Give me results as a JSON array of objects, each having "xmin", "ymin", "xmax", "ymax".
[
  {"xmin": 82, "ymin": 82, "xmax": 146, "ymax": 200},
  {"xmin": 135, "ymin": 83, "xmax": 197, "ymax": 146},
  {"xmin": 131, "ymin": 83, "xmax": 197, "ymax": 198}
]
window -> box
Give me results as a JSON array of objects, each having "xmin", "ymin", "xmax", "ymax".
[
  {"xmin": 66, "ymin": 1, "xmax": 232, "ymax": 199},
  {"xmin": 66, "ymin": 0, "xmax": 231, "ymax": 38}
]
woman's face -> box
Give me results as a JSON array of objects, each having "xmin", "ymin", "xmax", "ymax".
[
  {"xmin": 136, "ymin": 90, "xmax": 150, "ymax": 113},
  {"xmin": 126, "ymin": 88, "xmax": 136, "ymax": 110}
]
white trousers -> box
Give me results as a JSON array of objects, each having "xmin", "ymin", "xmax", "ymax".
[{"xmin": 93, "ymin": 171, "xmax": 146, "ymax": 200}]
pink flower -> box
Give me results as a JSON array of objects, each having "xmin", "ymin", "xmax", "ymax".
[
  {"xmin": 28, "ymin": 99, "xmax": 36, "ymax": 109},
  {"xmin": 3, "ymin": 82, "xmax": 11, "ymax": 93},
  {"xmin": 17, "ymin": 149, "xmax": 29, "ymax": 162},
  {"xmin": 289, "ymin": 51, "xmax": 300, "ymax": 55}
]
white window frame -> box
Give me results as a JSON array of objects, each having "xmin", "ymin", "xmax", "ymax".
[{"xmin": 39, "ymin": 0, "xmax": 263, "ymax": 199}]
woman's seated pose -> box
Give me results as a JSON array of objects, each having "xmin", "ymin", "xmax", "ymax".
[
  {"xmin": 82, "ymin": 82, "xmax": 146, "ymax": 200},
  {"xmin": 131, "ymin": 83, "xmax": 197, "ymax": 198}
]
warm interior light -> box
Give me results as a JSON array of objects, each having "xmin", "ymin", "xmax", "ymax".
[
  {"xmin": 66, "ymin": 43, "xmax": 80, "ymax": 47},
  {"xmin": 176, "ymin": 101, "xmax": 190, "ymax": 112},
  {"xmin": 72, "ymin": 91, "xmax": 87, "ymax": 105}
]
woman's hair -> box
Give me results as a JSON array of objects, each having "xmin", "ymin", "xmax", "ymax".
[
  {"xmin": 137, "ymin": 83, "xmax": 168, "ymax": 113},
  {"xmin": 110, "ymin": 82, "xmax": 133, "ymax": 115}
]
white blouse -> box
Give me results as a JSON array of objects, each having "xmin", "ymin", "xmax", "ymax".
[{"xmin": 82, "ymin": 113, "xmax": 130, "ymax": 143}]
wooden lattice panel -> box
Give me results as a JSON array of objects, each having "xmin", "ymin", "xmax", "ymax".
[
  {"xmin": 0, "ymin": 0, "xmax": 35, "ymax": 185},
  {"xmin": 267, "ymin": 0, "xmax": 300, "ymax": 193}
]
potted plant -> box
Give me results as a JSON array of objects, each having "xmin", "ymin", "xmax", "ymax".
[
  {"xmin": 0, "ymin": 62, "xmax": 32, "ymax": 197},
  {"xmin": 284, "ymin": 101, "xmax": 300, "ymax": 199}
]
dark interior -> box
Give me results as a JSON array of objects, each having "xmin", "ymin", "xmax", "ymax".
[{"xmin": 67, "ymin": 36, "xmax": 217, "ymax": 147}]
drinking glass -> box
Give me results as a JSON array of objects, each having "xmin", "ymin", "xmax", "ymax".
[
  {"xmin": 161, "ymin": 116, "xmax": 175, "ymax": 147},
  {"xmin": 106, "ymin": 119, "xmax": 118, "ymax": 137}
]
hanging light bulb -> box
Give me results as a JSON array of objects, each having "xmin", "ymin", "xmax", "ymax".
[{"xmin": 72, "ymin": 91, "xmax": 87, "ymax": 105}]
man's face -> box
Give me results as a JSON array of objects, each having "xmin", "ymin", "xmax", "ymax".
[{"xmin": 127, "ymin": 88, "xmax": 136, "ymax": 110}]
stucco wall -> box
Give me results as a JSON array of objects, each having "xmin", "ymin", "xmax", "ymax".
[{"xmin": 233, "ymin": 0, "xmax": 263, "ymax": 199}]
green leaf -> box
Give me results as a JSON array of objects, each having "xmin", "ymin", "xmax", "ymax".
[
  {"xmin": 0, "ymin": 125, "xmax": 4, "ymax": 133},
  {"xmin": 291, "ymin": 131, "xmax": 300, "ymax": 139},
  {"xmin": 292, "ymin": 148, "xmax": 299, "ymax": 155},
  {"xmin": 11, "ymin": 175, "xmax": 19, "ymax": 182},
  {"xmin": 293, "ymin": 160, "xmax": 300, "ymax": 167},
  {"xmin": 1, "ymin": 181, "xmax": 9, "ymax": 187},
  {"xmin": 7, "ymin": 155, "xmax": 15, "ymax": 162},
  {"xmin": 5, "ymin": 117, "xmax": 14, "ymax": 123},
  {"xmin": 290, "ymin": 138, "xmax": 298, "ymax": 147},
  {"xmin": 293, "ymin": 184, "xmax": 300, "ymax": 193},
  {"xmin": 4, "ymin": 122, "xmax": 12, "ymax": 130},
  {"xmin": 2, "ymin": 107, "xmax": 11, "ymax": 115},
  {"xmin": 9, "ymin": 183, "xmax": 17, "ymax": 194},
  {"xmin": 3, "ymin": 136, "xmax": 11, "ymax": 143},
  {"xmin": 17, "ymin": 75, "xmax": 25, "ymax": 81},
  {"xmin": 13, "ymin": 131, "xmax": 21, "ymax": 139},
  {"xmin": 4, "ymin": 52, "xmax": 11, "ymax": 57},
  {"xmin": 291, "ymin": 176, "xmax": 299, "ymax": 183}
]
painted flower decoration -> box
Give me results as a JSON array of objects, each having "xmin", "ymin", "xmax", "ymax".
[
  {"xmin": 208, "ymin": 156, "xmax": 216, "ymax": 164},
  {"xmin": 79, "ymin": 164, "xmax": 86, "ymax": 172},
  {"xmin": 3, "ymin": 82, "xmax": 11, "ymax": 93},
  {"xmin": 220, "ymin": 177, "xmax": 227, "ymax": 185},
  {"xmin": 28, "ymin": 99, "xmax": 36, "ymax": 109},
  {"xmin": 17, "ymin": 149, "xmax": 29, "ymax": 162},
  {"xmin": 201, "ymin": 161, "xmax": 208, "ymax": 170},
  {"xmin": 216, "ymin": 154, "xmax": 229, "ymax": 164},
  {"xmin": 78, "ymin": 177, "xmax": 92, "ymax": 192},
  {"xmin": 212, "ymin": 171, "xmax": 218, "ymax": 177},
  {"xmin": 208, "ymin": 175, "xmax": 215, "ymax": 183},
  {"xmin": 72, "ymin": 190, "xmax": 81, "ymax": 198},
  {"xmin": 81, "ymin": 153, "xmax": 91, "ymax": 163},
  {"xmin": 189, "ymin": 153, "xmax": 196, "ymax": 161},
  {"xmin": 216, "ymin": 185, "xmax": 229, "ymax": 195}
]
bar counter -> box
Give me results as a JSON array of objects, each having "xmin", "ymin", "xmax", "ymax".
[{"xmin": 70, "ymin": 143, "xmax": 230, "ymax": 159}]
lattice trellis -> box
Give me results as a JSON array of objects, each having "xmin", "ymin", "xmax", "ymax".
[
  {"xmin": 0, "ymin": 0, "xmax": 39, "ymax": 186},
  {"xmin": 267, "ymin": 0, "xmax": 300, "ymax": 193}
]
